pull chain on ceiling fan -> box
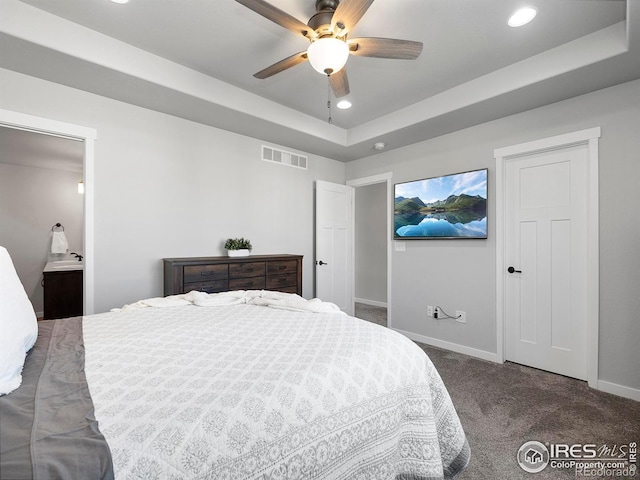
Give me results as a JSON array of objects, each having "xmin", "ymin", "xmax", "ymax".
[
  {"xmin": 236, "ymin": 0, "xmax": 423, "ymax": 100},
  {"xmin": 327, "ymin": 76, "xmax": 333, "ymax": 124}
]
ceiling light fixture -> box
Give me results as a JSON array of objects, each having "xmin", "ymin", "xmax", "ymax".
[
  {"xmin": 373, "ymin": 142, "xmax": 386, "ymax": 151},
  {"xmin": 307, "ymin": 37, "xmax": 350, "ymax": 75},
  {"xmin": 336, "ymin": 100, "xmax": 352, "ymax": 110},
  {"xmin": 508, "ymin": 6, "xmax": 537, "ymax": 27},
  {"xmin": 110, "ymin": 0, "xmax": 130, "ymax": 4}
]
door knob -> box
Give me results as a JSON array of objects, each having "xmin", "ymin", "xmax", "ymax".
[
  {"xmin": 507, "ymin": 266, "xmax": 522, "ymax": 274},
  {"xmin": 316, "ymin": 260, "xmax": 328, "ymax": 266}
]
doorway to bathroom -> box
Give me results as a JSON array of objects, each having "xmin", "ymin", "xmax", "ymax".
[
  {"xmin": 0, "ymin": 108, "xmax": 97, "ymax": 316},
  {"xmin": 0, "ymin": 127, "xmax": 83, "ymax": 318}
]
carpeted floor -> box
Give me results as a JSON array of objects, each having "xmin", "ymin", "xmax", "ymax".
[
  {"xmin": 354, "ymin": 303, "xmax": 640, "ymax": 480},
  {"xmin": 354, "ymin": 302, "xmax": 387, "ymax": 326}
]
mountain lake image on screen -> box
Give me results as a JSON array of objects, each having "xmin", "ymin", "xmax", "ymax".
[{"xmin": 394, "ymin": 168, "xmax": 488, "ymax": 239}]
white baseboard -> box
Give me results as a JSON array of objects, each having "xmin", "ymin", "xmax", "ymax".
[
  {"xmin": 355, "ymin": 298, "xmax": 388, "ymax": 308},
  {"xmin": 597, "ymin": 380, "xmax": 640, "ymax": 402},
  {"xmin": 35, "ymin": 310, "xmax": 43, "ymax": 319},
  {"xmin": 393, "ymin": 328, "xmax": 501, "ymax": 364}
]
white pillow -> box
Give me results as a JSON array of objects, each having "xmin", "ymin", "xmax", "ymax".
[{"xmin": 0, "ymin": 246, "xmax": 38, "ymax": 395}]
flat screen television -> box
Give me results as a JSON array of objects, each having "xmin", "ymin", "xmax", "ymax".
[{"xmin": 394, "ymin": 168, "xmax": 487, "ymax": 239}]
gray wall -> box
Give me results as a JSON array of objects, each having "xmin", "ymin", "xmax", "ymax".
[
  {"xmin": 0, "ymin": 68, "xmax": 345, "ymax": 312},
  {"xmin": 0, "ymin": 161, "xmax": 84, "ymax": 315},
  {"xmin": 354, "ymin": 182, "xmax": 387, "ymax": 305},
  {"xmin": 346, "ymin": 79, "xmax": 640, "ymax": 392}
]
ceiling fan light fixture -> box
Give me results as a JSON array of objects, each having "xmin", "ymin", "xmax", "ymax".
[
  {"xmin": 307, "ymin": 37, "xmax": 350, "ymax": 75},
  {"xmin": 508, "ymin": 6, "xmax": 537, "ymax": 27}
]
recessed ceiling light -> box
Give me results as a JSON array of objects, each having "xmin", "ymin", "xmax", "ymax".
[
  {"xmin": 373, "ymin": 142, "xmax": 386, "ymax": 151},
  {"xmin": 110, "ymin": 0, "xmax": 130, "ymax": 4},
  {"xmin": 508, "ymin": 6, "xmax": 537, "ymax": 27},
  {"xmin": 336, "ymin": 100, "xmax": 352, "ymax": 110}
]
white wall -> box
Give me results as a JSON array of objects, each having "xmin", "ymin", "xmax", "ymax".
[
  {"xmin": 354, "ymin": 182, "xmax": 387, "ymax": 305},
  {"xmin": 0, "ymin": 161, "xmax": 84, "ymax": 315},
  {"xmin": 0, "ymin": 68, "xmax": 345, "ymax": 312},
  {"xmin": 346, "ymin": 79, "xmax": 640, "ymax": 393}
]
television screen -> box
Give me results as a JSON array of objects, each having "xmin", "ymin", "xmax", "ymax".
[{"xmin": 394, "ymin": 168, "xmax": 487, "ymax": 239}]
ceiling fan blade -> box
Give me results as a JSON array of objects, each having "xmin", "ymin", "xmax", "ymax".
[
  {"xmin": 348, "ymin": 37, "xmax": 423, "ymax": 59},
  {"xmin": 254, "ymin": 51, "xmax": 309, "ymax": 79},
  {"xmin": 331, "ymin": 0, "xmax": 374, "ymax": 35},
  {"xmin": 236, "ymin": 0, "xmax": 315, "ymax": 39},
  {"xmin": 330, "ymin": 68, "xmax": 350, "ymax": 98}
]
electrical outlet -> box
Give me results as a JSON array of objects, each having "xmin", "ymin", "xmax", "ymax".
[
  {"xmin": 456, "ymin": 311, "xmax": 467, "ymax": 323},
  {"xmin": 434, "ymin": 307, "xmax": 440, "ymax": 319},
  {"xmin": 427, "ymin": 305, "xmax": 434, "ymax": 317}
]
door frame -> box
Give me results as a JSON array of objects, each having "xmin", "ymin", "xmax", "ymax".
[
  {"xmin": 0, "ymin": 108, "xmax": 97, "ymax": 315},
  {"xmin": 494, "ymin": 127, "xmax": 600, "ymax": 388},
  {"xmin": 347, "ymin": 172, "xmax": 393, "ymax": 327}
]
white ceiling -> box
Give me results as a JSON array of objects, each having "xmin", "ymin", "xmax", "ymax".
[{"xmin": 1, "ymin": 0, "xmax": 639, "ymax": 161}]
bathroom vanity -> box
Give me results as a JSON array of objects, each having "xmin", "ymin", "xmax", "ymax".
[{"xmin": 43, "ymin": 260, "xmax": 83, "ymax": 320}]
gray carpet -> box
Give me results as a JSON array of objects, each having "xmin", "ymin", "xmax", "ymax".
[
  {"xmin": 354, "ymin": 303, "xmax": 640, "ymax": 479},
  {"xmin": 354, "ymin": 302, "xmax": 387, "ymax": 326}
]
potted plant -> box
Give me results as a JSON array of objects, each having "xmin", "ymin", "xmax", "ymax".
[{"xmin": 224, "ymin": 237, "xmax": 252, "ymax": 257}]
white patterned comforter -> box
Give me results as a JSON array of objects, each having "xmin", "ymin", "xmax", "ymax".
[{"xmin": 82, "ymin": 292, "xmax": 469, "ymax": 479}]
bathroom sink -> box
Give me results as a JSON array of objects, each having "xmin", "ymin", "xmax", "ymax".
[
  {"xmin": 44, "ymin": 260, "xmax": 84, "ymax": 272},
  {"xmin": 50, "ymin": 264, "xmax": 84, "ymax": 270}
]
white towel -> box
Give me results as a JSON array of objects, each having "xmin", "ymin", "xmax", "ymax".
[{"xmin": 51, "ymin": 231, "xmax": 68, "ymax": 254}]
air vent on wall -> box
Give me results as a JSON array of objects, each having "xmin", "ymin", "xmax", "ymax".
[{"xmin": 262, "ymin": 145, "xmax": 308, "ymax": 170}]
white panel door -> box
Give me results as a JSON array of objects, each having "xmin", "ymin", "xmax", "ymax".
[
  {"xmin": 315, "ymin": 180, "xmax": 353, "ymax": 315},
  {"xmin": 505, "ymin": 144, "xmax": 589, "ymax": 380}
]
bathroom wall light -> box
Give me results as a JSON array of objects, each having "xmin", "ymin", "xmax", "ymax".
[{"xmin": 78, "ymin": 181, "xmax": 85, "ymax": 194}]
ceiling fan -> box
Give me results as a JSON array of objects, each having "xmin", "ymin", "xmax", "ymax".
[{"xmin": 236, "ymin": 0, "xmax": 423, "ymax": 98}]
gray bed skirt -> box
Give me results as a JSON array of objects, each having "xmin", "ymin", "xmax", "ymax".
[{"xmin": 0, "ymin": 317, "xmax": 114, "ymax": 480}]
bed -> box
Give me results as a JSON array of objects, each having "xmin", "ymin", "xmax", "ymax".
[{"xmin": 0, "ymin": 247, "xmax": 470, "ymax": 480}]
